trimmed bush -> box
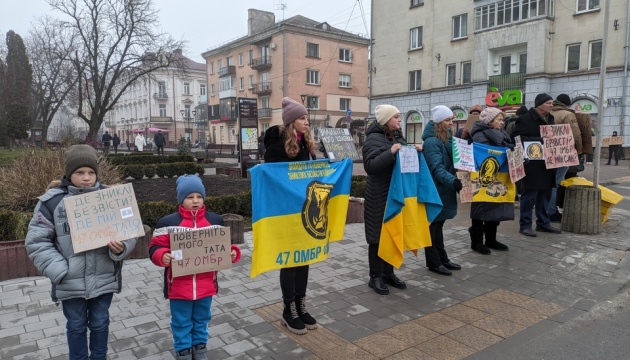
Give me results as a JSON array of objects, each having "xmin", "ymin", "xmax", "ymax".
[
  {"xmin": 127, "ymin": 165, "xmax": 145, "ymax": 180},
  {"xmin": 350, "ymin": 175, "xmax": 366, "ymax": 198},
  {"xmin": 107, "ymin": 154, "xmax": 194, "ymax": 165},
  {"xmin": 144, "ymin": 164, "xmax": 157, "ymax": 179},
  {"xmin": 155, "ymin": 162, "xmax": 204, "ymax": 178},
  {"xmin": 0, "ymin": 210, "xmax": 31, "ymax": 241},
  {"xmin": 136, "ymin": 201, "xmax": 178, "ymax": 228}
]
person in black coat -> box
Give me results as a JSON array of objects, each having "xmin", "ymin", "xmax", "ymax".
[
  {"xmin": 112, "ymin": 133, "xmax": 121, "ymax": 153},
  {"xmin": 511, "ymin": 93, "xmax": 561, "ymax": 237},
  {"xmin": 362, "ymin": 105, "xmax": 422, "ymax": 295},
  {"xmin": 101, "ymin": 131, "xmax": 112, "ymax": 154},
  {"xmin": 264, "ymin": 97, "xmax": 318, "ymax": 335},
  {"xmin": 154, "ymin": 130, "xmax": 166, "ymax": 155},
  {"xmin": 468, "ymin": 107, "xmax": 514, "ymax": 254}
]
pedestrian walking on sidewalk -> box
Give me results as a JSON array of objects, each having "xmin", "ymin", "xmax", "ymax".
[
  {"xmin": 25, "ymin": 145, "xmax": 138, "ymax": 360},
  {"xmin": 149, "ymin": 175, "xmax": 242, "ymax": 360},
  {"xmin": 362, "ymin": 104, "xmax": 421, "ymax": 295},
  {"xmin": 468, "ymin": 107, "xmax": 514, "ymax": 254},
  {"xmin": 422, "ymin": 105, "xmax": 462, "ymax": 276},
  {"xmin": 264, "ymin": 97, "xmax": 319, "ymax": 335}
]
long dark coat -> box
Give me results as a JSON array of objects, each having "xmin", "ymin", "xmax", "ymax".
[
  {"xmin": 422, "ymin": 121, "xmax": 457, "ymax": 222},
  {"xmin": 511, "ymin": 108, "xmax": 556, "ymax": 190},
  {"xmin": 362, "ymin": 121, "xmax": 407, "ymax": 245},
  {"xmin": 469, "ymin": 122, "xmax": 515, "ymax": 222}
]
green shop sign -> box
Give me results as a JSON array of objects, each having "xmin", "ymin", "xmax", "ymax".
[{"xmin": 485, "ymin": 87, "xmax": 523, "ymax": 107}]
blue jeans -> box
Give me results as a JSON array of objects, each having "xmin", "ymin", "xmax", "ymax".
[
  {"xmin": 62, "ymin": 293, "xmax": 113, "ymax": 360},
  {"xmin": 170, "ymin": 296, "xmax": 213, "ymax": 353},
  {"xmin": 548, "ymin": 166, "xmax": 568, "ymax": 215},
  {"xmin": 519, "ymin": 188, "xmax": 552, "ymax": 230}
]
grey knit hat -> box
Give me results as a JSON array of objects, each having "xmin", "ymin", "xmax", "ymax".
[
  {"xmin": 282, "ymin": 97, "xmax": 308, "ymax": 126},
  {"xmin": 64, "ymin": 144, "xmax": 99, "ymax": 178}
]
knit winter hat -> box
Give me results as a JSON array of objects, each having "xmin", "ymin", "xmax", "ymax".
[
  {"xmin": 534, "ymin": 93, "xmax": 553, "ymax": 107},
  {"xmin": 431, "ymin": 105, "xmax": 453, "ymax": 123},
  {"xmin": 556, "ymin": 93, "xmax": 571, "ymax": 107},
  {"xmin": 469, "ymin": 104, "xmax": 483, "ymax": 114},
  {"xmin": 375, "ymin": 104, "xmax": 400, "ymax": 125},
  {"xmin": 64, "ymin": 144, "xmax": 99, "ymax": 178},
  {"xmin": 479, "ymin": 107, "xmax": 505, "ymax": 125},
  {"xmin": 176, "ymin": 175, "xmax": 206, "ymax": 204},
  {"xmin": 282, "ymin": 97, "xmax": 308, "ymax": 126}
]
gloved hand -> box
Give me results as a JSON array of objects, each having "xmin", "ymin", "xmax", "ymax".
[{"xmin": 453, "ymin": 179, "xmax": 463, "ymax": 192}]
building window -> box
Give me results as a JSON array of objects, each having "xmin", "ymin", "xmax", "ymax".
[
  {"xmin": 226, "ymin": 56, "xmax": 233, "ymax": 66},
  {"xmin": 339, "ymin": 48, "xmax": 352, "ymax": 62},
  {"xmin": 239, "ymin": 53, "xmax": 243, "ymax": 66},
  {"xmin": 340, "ymin": 98, "xmax": 351, "ymax": 111},
  {"xmin": 219, "ymin": 76, "xmax": 235, "ymax": 91},
  {"xmin": 410, "ymin": 0, "xmax": 423, "ymax": 7},
  {"xmin": 577, "ymin": 0, "xmax": 599, "ymax": 12},
  {"xmin": 566, "ymin": 44, "xmax": 581, "ymax": 71},
  {"xmin": 210, "ymin": 84, "xmax": 215, "ymax": 96},
  {"xmin": 453, "ymin": 14, "xmax": 467, "ymax": 39},
  {"xmin": 239, "ymin": 77, "xmax": 244, "ymax": 90},
  {"xmin": 519, "ymin": 53, "xmax": 528, "ymax": 73},
  {"xmin": 210, "ymin": 62, "xmax": 214, "ymax": 74},
  {"xmin": 461, "ymin": 61, "xmax": 472, "ymax": 84},
  {"xmin": 306, "ymin": 96, "xmax": 319, "ymax": 109},
  {"xmin": 261, "ymin": 96, "xmax": 270, "ymax": 109},
  {"xmin": 589, "ymin": 40, "xmax": 602, "ymax": 69},
  {"xmin": 217, "ymin": 59, "xmax": 222, "ymax": 69},
  {"xmin": 409, "ymin": 70, "xmax": 421, "ymax": 91},
  {"xmin": 410, "ymin": 26, "xmax": 423, "ymax": 50},
  {"xmin": 446, "ymin": 64, "xmax": 456, "ymax": 86},
  {"xmin": 306, "ymin": 70, "xmax": 320, "ymax": 85},
  {"xmin": 248, "ymin": 50, "xmax": 253, "ymax": 64},
  {"xmin": 200, "ymin": 84, "xmax": 206, "ymax": 96},
  {"xmin": 248, "ymin": 75, "xmax": 254, "ymax": 89},
  {"xmin": 476, "ymin": 0, "xmax": 553, "ymax": 31},
  {"xmin": 183, "ymin": 82, "xmax": 190, "ymax": 95},
  {"xmin": 159, "ymin": 104, "xmax": 166, "ymax": 116},
  {"xmin": 500, "ymin": 55, "xmax": 511, "ymax": 74},
  {"xmin": 158, "ymin": 81, "xmax": 166, "ymax": 95},
  {"xmin": 339, "ymin": 74, "xmax": 351, "ymax": 88},
  {"xmin": 306, "ymin": 42, "xmax": 320, "ymax": 58}
]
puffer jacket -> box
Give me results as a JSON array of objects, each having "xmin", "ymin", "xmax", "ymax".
[
  {"xmin": 422, "ymin": 121, "xmax": 458, "ymax": 222},
  {"xmin": 551, "ymin": 101, "xmax": 582, "ymax": 154},
  {"xmin": 362, "ymin": 121, "xmax": 407, "ymax": 244},
  {"xmin": 149, "ymin": 205, "xmax": 241, "ymax": 300},
  {"xmin": 469, "ymin": 122, "xmax": 515, "ymax": 222},
  {"xmin": 264, "ymin": 125, "xmax": 312, "ymax": 163},
  {"xmin": 25, "ymin": 178, "xmax": 137, "ymax": 302}
]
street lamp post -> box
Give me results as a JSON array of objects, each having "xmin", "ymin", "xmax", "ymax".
[{"xmin": 179, "ymin": 109, "xmax": 197, "ymax": 148}]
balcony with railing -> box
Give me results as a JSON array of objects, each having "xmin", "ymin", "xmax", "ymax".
[
  {"xmin": 258, "ymin": 108, "xmax": 272, "ymax": 118},
  {"xmin": 252, "ymin": 82, "xmax": 272, "ymax": 95},
  {"xmin": 488, "ymin": 72, "xmax": 525, "ymax": 93},
  {"xmin": 250, "ymin": 56, "xmax": 272, "ymax": 70},
  {"xmin": 153, "ymin": 92, "xmax": 168, "ymax": 100},
  {"xmin": 219, "ymin": 65, "xmax": 236, "ymax": 77}
]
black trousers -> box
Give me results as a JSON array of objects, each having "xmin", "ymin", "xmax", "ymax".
[
  {"xmin": 607, "ymin": 146, "xmax": 620, "ymax": 164},
  {"xmin": 157, "ymin": 145, "xmax": 164, "ymax": 155},
  {"xmin": 280, "ymin": 265, "xmax": 309, "ymax": 301},
  {"xmin": 425, "ymin": 220, "xmax": 450, "ymax": 268},
  {"xmin": 368, "ymin": 243, "xmax": 394, "ymax": 279}
]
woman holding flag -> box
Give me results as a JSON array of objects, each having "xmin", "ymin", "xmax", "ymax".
[
  {"xmin": 468, "ymin": 107, "xmax": 514, "ymax": 254},
  {"xmin": 263, "ymin": 97, "xmax": 318, "ymax": 335}
]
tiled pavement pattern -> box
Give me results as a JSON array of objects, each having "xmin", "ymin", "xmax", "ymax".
[{"xmin": 1, "ymin": 206, "xmax": 629, "ymax": 359}]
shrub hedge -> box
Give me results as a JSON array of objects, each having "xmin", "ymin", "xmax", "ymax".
[
  {"xmin": 107, "ymin": 154, "xmax": 194, "ymax": 165},
  {"xmin": 0, "ymin": 210, "xmax": 32, "ymax": 241},
  {"xmin": 119, "ymin": 162, "xmax": 204, "ymax": 179}
]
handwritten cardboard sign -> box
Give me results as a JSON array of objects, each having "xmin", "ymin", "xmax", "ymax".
[
  {"xmin": 457, "ymin": 171, "xmax": 474, "ymax": 203},
  {"xmin": 540, "ymin": 124, "xmax": 579, "ymax": 169},
  {"xmin": 64, "ymin": 183, "xmax": 144, "ymax": 253},
  {"xmin": 453, "ymin": 137, "xmax": 475, "ymax": 171},
  {"xmin": 602, "ymin": 136, "xmax": 623, "ymax": 146},
  {"xmin": 464, "ymin": 114, "xmax": 479, "ymax": 132},
  {"xmin": 319, "ymin": 127, "xmax": 360, "ymax": 161},
  {"xmin": 507, "ymin": 136, "xmax": 526, "ymax": 183},
  {"xmin": 170, "ymin": 227, "xmax": 232, "ymax": 277}
]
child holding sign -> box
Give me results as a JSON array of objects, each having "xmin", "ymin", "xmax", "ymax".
[
  {"xmin": 25, "ymin": 144, "xmax": 138, "ymax": 360},
  {"xmin": 149, "ymin": 175, "xmax": 241, "ymax": 360}
]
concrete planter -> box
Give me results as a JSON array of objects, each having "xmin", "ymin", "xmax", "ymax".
[
  {"xmin": 346, "ymin": 197, "xmax": 364, "ymax": 224},
  {"xmin": 0, "ymin": 240, "xmax": 40, "ymax": 282}
]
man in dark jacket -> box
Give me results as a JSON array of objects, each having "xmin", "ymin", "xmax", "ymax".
[
  {"xmin": 154, "ymin": 130, "xmax": 165, "ymax": 155},
  {"xmin": 112, "ymin": 133, "xmax": 121, "ymax": 153},
  {"xmin": 511, "ymin": 93, "xmax": 561, "ymax": 237},
  {"xmin": 101, "ymin": 131, "xmax": 112, "ymax": 154}
]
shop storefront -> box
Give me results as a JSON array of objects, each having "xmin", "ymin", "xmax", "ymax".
[{"xmin": 405, "ymin": 110, "xmax": 425, "ymax": 144}]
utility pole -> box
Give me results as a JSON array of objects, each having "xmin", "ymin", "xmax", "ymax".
[{"xmin": 594, "ymin": 0, "xmax": 611, "ymax": 188}]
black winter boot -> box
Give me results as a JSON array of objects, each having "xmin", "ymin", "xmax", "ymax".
[
  {"xmin": 295, "ymin": 295, "xmax": 318, "ymax": 330},
  {"xmin": 192, "ymin": 344, "xmax": 208, "ymax": 360},
  {"xmin": 484, "ymin": 223, "xmax": 509, "ymax": 251},
  {"xmin": 281, "ymin": 299, "xmax": 307, "ymax": 335},
  {"xmin": 469, "ymin": 226, "xmax": 491, "ymax": 255}
]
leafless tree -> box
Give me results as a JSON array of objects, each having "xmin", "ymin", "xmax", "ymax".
[
  {"xmin": 28, "ymin": 16, "xmax": 77, "ymax": 144},
  {"xmin": 48, "ymin": 0, "xmax": 187, "ymax": 139}
]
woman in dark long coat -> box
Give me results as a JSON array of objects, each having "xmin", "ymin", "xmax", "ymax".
[
  {"xmin": 362, "ymin": 104, "xmax": 421, "ymax": 295},
  {"xmin": 468, "ymin": 107, "xmax": 514, "ymax": 254}
]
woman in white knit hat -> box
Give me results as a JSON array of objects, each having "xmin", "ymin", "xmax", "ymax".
[
  {"xmin": 362, "ymin": 104, "xmax": 422, "ymax": 295},
  {"xmin": 422, "ymin": 105, "xmax": 462, "ymax": 276}
]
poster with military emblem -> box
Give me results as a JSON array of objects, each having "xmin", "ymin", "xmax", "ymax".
[
  {"xmin": 523, "ymin": 141, "xmax": 544, "ymax": 160},
  {"xmin": 470, "ymin": 143, "xmax": 516, "ymax": 203}
]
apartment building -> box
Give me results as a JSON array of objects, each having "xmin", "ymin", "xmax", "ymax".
[
  {"xmin": 201, "ymin": 9, "xmax": 371, "ymax": 146},
  {"xmin": 371, "ymin": 0, "xmax": 629, "ymax": 145},
  {"xmin": 107, "ymin": 49, "xmax": 207, "ymax": 146}
]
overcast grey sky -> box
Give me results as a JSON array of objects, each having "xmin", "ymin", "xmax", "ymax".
[{"xmin": 0, "ymin": 0, "xmax": 371, "ymax": 62}]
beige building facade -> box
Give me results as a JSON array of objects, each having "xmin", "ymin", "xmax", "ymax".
[
  {"xmin": 371, "ymin": 0, "xmax": 630, "ymax": 145},
  {"xmin": 202, "ymin": 9, "xmax": 370, "ymax": 146}
]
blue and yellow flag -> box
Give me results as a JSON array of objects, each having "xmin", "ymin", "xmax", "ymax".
[
  {"xmin": 471, "ymin": 143, "xmax": 515, "ymax": 203},
  {"xmin": 249, "ymin": 158, "xmax": 352, "ymax": 278},
  {"xmin": 378, "ymin": 152, "xmax": 443, "ymax": 268}
]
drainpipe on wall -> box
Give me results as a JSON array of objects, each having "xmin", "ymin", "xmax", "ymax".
[
  {"xmin": 368, "ymin": 0, "xmax": 374, "ymax": 118},
  {"xmin": 621, "ymin": 0, "xmax": 630, "ymax": 137}
]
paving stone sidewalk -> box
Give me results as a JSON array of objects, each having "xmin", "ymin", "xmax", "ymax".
[{"xmin": 1, "ymin": 203, "xmax": 629, "ymax": 359}]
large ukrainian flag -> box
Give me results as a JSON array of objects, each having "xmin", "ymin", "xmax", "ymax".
[
  {"xmin": 249, "ymin": 158, "xmax": 353, "ymax": 278},
  {"xmin": 471, "ymin": 143, "xmax": 515, "ymax": 202},
  {"xmin": 378, "ymin": 152, "xmax": 443, "ymax": 268}
]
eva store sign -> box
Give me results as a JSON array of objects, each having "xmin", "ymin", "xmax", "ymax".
[{"xmin": 485, "ymin": 87, "xmax": 523, "ymax": 107}]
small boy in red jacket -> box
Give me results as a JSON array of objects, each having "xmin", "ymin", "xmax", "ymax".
[{"xmin": 149, "ymin": 175, "xmax": 241, "ymax": 360}]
